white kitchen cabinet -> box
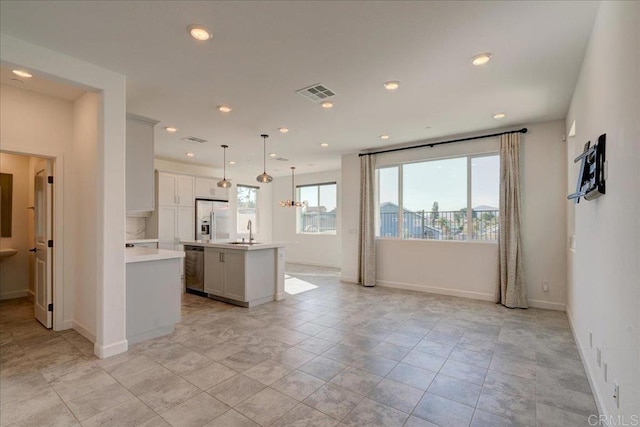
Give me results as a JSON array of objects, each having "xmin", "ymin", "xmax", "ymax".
[
  {"xmin": 157, "ymin": 206, "xmax": 194, "ymax": 250},
  {"xmin": 126, "ymin": 114, "xmax": 158, "ymax": 212},
  {"xmin": 204, "ymin": 248, "xmax": 245, "ymax": 301},
  {"xmin": 202, "ymin": 247, "xmax": 276, "ymax": 306},
  {"xmin": 195, "ymin": 176, "xmax": 229, "ymax": 200},
  {"xmin": 204, "ymin": 249, "xmax": 224, "ymax": 296},
  {"xmin": 222, "ymin": 251, "xmax": 245, "ymax": 301},
  {"xmin": 177, "ymin": 207, "xmax": 194, "ymax": 241},
  {"xmin": 156, "ymin": 172, "xmax": 195, "ymax": 207}
]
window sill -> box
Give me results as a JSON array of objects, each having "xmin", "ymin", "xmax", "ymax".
[
  {"xmin": 296, "ymin": 232, "xmax": 338, "ymax": 236},
  {"xmin": 375, "ymin": 237, "xmax": 497, "ymax": 245}
]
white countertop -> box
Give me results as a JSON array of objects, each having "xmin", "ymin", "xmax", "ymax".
[
  {"xmin": 126, "ymin": 238, "xmax": 159, "ymax": 244},
  {"xmin": 181, "ymin": 240, "xmax": 286, "ymax": 251},
  {"xmin": 126, "ymin": 247, "xmax": 185, "ymax": 263}
]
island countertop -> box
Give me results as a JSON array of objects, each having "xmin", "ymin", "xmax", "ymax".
[
  {"xmin": 126, "ymin": 247, "xmax": 185, "ymax": 263},
  {"xmin": 180, "ymin": 240, "xmax": 287, "ymax": 251}
]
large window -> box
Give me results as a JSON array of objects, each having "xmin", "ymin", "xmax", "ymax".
[
  {"xmin": 237, "ymin": 185, "xmax": 258, "ymax": 234},
  {"xmin": 376, "ymin": 154, "xmax": 499, "ymax": 241},
  {"xmin": 297, "ymin": 183, "xmax": 337, "ymax": 234}
]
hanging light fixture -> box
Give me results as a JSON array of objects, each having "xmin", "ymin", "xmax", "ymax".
[
  {"xmin": 280, "ymin": 167, "xmax": 307, "ymax": 207},
  {"xmin": 256, "ymin": 134, "xmax": 273, "ymax": 183},
  {"xmin": 217, "ymin": 145, "xmax": 232, "ymax": 188}
]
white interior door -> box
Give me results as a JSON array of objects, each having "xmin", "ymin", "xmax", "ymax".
[{"xmin": 34, "ymin": 159, "xmax": 53, "ymax": 328}]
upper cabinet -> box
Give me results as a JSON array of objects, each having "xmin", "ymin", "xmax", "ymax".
[
  {"xmin": 157, "ymin": 172, "xmax": 194, "ymax": 207},
  {"xmin": 195, "ymin": 177, "xmax": 229, "ymax": 201},
  {"xmin": 126, "ymin": 114, "xmax": 159, "ymax": 212}
]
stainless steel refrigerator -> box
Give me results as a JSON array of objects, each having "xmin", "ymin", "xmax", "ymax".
[{"xmin": 195, "ymin": 198, "xmax": 230, "ymax": 241}]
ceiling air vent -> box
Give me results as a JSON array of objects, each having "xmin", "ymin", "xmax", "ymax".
[
  {"xmin": 275, "ymin": 157, "xmax": 289, "ymax": 162},
  {"xmin": 296, "ymin": 83, "xmax": 336, "ymax": 103},
  {"xmin": 181, "ymin": 136, "xmax": 207, "ymax": 144}
]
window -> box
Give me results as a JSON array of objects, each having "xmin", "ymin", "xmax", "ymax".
[
  {"xmin": 297, "ymin": 183, "xmax": 337, "ymax": 234},
  {"xmin": 376, "ymin": 154, "xmax": 499, "ymax": 241},
  {"xmin": 237, "ymin": 185, "xmax": 258, "ymax": 234}
]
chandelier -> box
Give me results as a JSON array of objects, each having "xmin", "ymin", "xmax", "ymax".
[{"xmin": 279, "ymin": 167, "xmax": 307, "ymax": 207}]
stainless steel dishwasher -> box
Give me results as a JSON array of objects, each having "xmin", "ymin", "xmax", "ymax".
[{"xmin": 184, "ymin": 245, "xmax": 204, "ymax": 292}]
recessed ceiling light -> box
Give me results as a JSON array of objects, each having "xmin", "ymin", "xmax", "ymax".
[
  {"xmin": 321, "ymin": 101, "xmax": 334, "ymax": 109},
  {"xmin": 164, "ymin": 126, "xmax": 178, "ymax": 133},
  {"xmin": 12, "ymin": 69, "xmax": 32, "ymax": 78},
  {"xmin": 471, "ymin": 53, "xmax": 493, "ymax": 66},
  {"xmin": 269, "ymin": 153, "xmax": 277, "ymax": 157},
  {"xmin": 279, "ymin": 127, "xmax": 289, "ymax": 133},
  {"xmin": 186, "ymin": 152, "xmax": 195, "ymax": 157},
  {"xmin": 320, "ymin": 143, "xmax": 329, "ymax": 147},
  {"xmin": 187, "ymin": 24, "xmax": 212, "ymax": 41},
  {"xmin": 229, "ymin": 161, "xmax": 236, "ymax": 165},
  {"xmin": 217, "ymin": 105, "xmax": 232, "ymax": 113},
  {"xmin": 383, "ymin": 81, "xmax": 400, "ymax": 90},
  {"xmin": 493, "ymin": 112, "xmax": 506, "ymax": 119},
  {"xmin": 380, "ymin": 134, "xmax": 390, "ymax": 140}
]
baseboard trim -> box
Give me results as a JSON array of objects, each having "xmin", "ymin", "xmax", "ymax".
[
  {"xmin": 377, "ymin": 280, "xmax": 495, "ymax": 302},
  {"xmin": 72, "ymin": 320, "xmax": 96, "ymax": 343},
  {"xmin": 286, "ymin": 260, "xmax": 340, "ymax": 268},
  {"xmin": 340, "ymin": 276, "xmax": 358, "ymax": 284},
  {"xmin": 94, "ymin": 339, "xmax": 128, "ymax": 359},
  {"xmin": 58, "ymin": 319, "xmax": 73, "ymax": 331},
  {"xmin": 566, "ymin": 305, "xmax": 606, "ymax": 418},
  {"xmin": 528, "ymin": 299, "xmax": 566, "ymax": 311},
  {"xmin": 0, "ymin": 289, "xmax": 30, "ymax": 300}
]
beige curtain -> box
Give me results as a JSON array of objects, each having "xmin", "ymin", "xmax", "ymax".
[
  {"xmin": 498, "ymin": 133, "xmax": 528, "ymax": 308},
  {"xmin": 358, "ymin": 155, "xmax": 376, "ymax": 287}
]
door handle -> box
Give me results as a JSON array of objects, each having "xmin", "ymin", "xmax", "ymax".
[{"xmin": 29, "ymin": 247, "xmax": 37, "ymax": 253}]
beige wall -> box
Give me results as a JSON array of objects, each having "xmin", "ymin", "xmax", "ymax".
[
  {"xmin": 0, "ymin": 153, "xmax": 31, "ymax": 299},
  {"xmin": 341, "ymin": 119, "xmax": 567, "ymax": 310},
  {"xmin": 71, "ymin": 92, "xmax": 99, "ymax": 338},
  {"xmin": 565, "ymin": 1, "xmax": 639, "ymax": 417},
  {"xmin": 272, "ymin": 170, "xmax": 341, "ymax": 267}
]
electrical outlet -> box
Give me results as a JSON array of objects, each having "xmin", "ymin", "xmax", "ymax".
[
  {"xmin": 542, "ymin": 280, "xmax": 549, "ymax": 292},
  {"xmin": 597, "ymin": 348, "xmax": 602, "ymax": 367},
  {"xmin": 603, "ymin": 362, "xmax": 608, "ymax": 382},
  {"xmin": 589, "ymin": 332, "xmax": 593, "ymax": 348},
  {"xmin": 613, "ymin": 382, "xmax": 619, "ymax": 408}
]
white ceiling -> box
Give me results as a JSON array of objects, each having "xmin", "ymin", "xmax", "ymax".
[
  {"xmin": 0, "ymin": 66, "xmax": 86, "ymax": 102},
  {"xmin": 0, "ymin": 1, "xmax": 599, "ymax": 177}
]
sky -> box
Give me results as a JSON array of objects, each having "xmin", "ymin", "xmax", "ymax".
[
  {"xmin": 378, "ymin": 155, "xmax": 499, "ymax": 212},
  {"xmin": 299, "ymin": 184, "xmax": 337, "ymax": 211}
]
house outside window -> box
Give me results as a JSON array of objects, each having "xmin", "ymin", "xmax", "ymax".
[
  {"xmin": 376, "ymin": 154, "xmax": 499, "ymax": 241},
  {"xmin": 237, "ymin": 185, "xmax": 258, "ymax": 234},
  {"xmin": 297, "ymin": 183, "xmax": 337, "ymax": 234}
]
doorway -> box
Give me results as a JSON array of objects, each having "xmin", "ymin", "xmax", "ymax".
[{"xmin": 0, "ymin": 152, "xmax": 56, "ymax": 329}]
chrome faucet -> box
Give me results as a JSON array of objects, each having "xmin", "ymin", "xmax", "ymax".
[{"xmin": 247, "ymin": 219, "xmax": 254, "ymax": 242}]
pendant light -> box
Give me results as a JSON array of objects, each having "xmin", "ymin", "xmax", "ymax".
[
  {"xmin": 217, "ymin": 145, "xmax": 232, "ymax": 188},
  {"xmin": 279, "ymin": 167, "xmax": 307, "ymax": 207},
  {"xmin": 256, "ymin": 134, "xmax": 273, "ymax": 183}
]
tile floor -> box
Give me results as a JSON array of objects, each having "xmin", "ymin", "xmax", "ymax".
[{"xmin": 0, "ymin": 264, "xmax": 598, "ymax": 426}]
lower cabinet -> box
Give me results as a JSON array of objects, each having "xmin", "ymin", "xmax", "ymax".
[{"xmin": 203, "ymin": 247, "xmax": 275, "ymax": 306}]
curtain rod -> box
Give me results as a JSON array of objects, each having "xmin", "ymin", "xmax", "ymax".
[{"xmin": 358, "ymin": 128, "xmax": 528, "ymax": 157}]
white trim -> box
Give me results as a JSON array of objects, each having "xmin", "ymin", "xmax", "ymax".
[
  {"xmin": 377, "ymin": 280, "xmax": 495, "ymax": 301},
  {"xmin": 340, "ymin": 276, "xmax": 358, "ymax": 284},
  {"xmin": 286, "ymin": 260, "xmax": 340, "ymax": 268},
  {"xmin": 0, "ymin": 290, "xmax": 30, "ymax": 300},
  {"xmin": 94, "ymin": 339, "xmax": 128, "ymax": 359},
  {"xmin": 61, "ymin": 319, "xmax": 73, "ymax": 330},
  {"xmin": 528, "ymin": 299, "xmax": 566, "ymax": 311},
  {"xmin": 566, "ymin": 305, "xmax": 606, "ymax": 417},
  {"xmin": 72, "ymin": 320, "xmax": 96, "ymax": 343}
]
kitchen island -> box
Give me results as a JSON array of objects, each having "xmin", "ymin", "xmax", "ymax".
[
  {"xmin": 181, "ymin": 240, "xmax": 286, "ymax": 307},
  {"xmin": 126, "ymin": 247, "xmax": 184, "ymax": 344}
]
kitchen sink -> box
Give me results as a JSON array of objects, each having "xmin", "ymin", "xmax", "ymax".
[{"xmin": 228, "ymin": 241, "xmax": 261, "ymax": 245}]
